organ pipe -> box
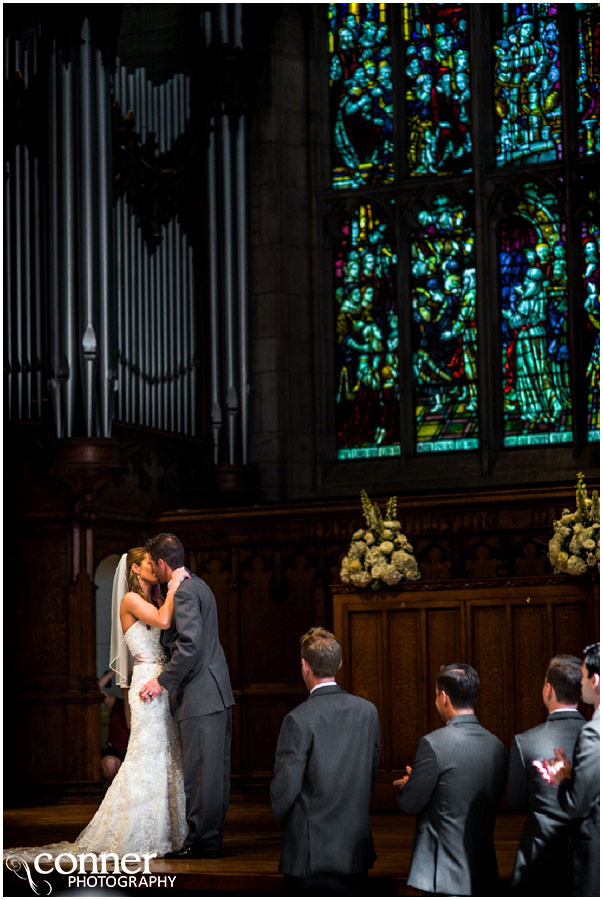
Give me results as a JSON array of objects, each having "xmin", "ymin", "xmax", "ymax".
[{"xmin": 79, "ymin": 19, "xmax": 97, "ymax": 437}]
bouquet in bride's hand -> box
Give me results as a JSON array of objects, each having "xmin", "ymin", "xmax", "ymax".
[{"xmin": 340, "ymin": 490, "xmax": 420, "ymax": 591}]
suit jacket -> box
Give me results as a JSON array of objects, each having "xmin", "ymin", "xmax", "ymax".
[
  {"xmin": 398, "ymin": 714, "xmax": 506, "ymax": 897},
  {"xmin": 270, "ymin": 685, "xmax": 380, "ymax": 878},
  {"xmin": 507, "ymin": 709, "xmax": 585, "ymax": 894},
  {"xmin": 157, "ymin": 571, "xmax": 234, "ymax": 720},
  {"xmin": 558, "ymin": 706, "xmax": 600, "ymax": 898}
]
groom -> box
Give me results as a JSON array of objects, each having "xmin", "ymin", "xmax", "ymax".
[{"xmin": 140, "ymin": 532, "xmax": 235, "ymax": 859}]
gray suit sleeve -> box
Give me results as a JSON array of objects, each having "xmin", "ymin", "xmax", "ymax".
[
  {"xmin": 397, "ymin": 736, "xmax": 439, "ymax": 815},
  {"xmin": 507, "ymin": 735, "xmax": 528, "ymax": 812},
  {"xmin": 157, "ymin": 586, "xmax": 202, "ymax": 694},
  {"xmin": 270, "ymin": 714, "xmax": 311, "ymax": 826},
  {"xmin": 558, "ymin": 723, "xmax": 600, "ymax": 820},
  {"xmin": 372, "ymin": 709, "xmax": 381, "ymax": 786}
]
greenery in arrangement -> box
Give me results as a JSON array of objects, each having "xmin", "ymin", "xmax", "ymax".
[
  {"xmin": 340, "ymin": 490, "xmax": 421, "ymax": 590},
  {"xmin": 548, "ymin": 473, "xmax": 600, "ymax": 575}
]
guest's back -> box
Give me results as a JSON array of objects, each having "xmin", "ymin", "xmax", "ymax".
[
  {"xmin": 508, "ymin": 710, "xmax": 585, "ymax": 894},
  {"xmin": 399, "ymin": 715, "xmax": 506, "ymax": 896}
]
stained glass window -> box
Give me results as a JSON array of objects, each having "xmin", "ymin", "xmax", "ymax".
[
  {"xmin": 335, "ymin": 205, "xmax": 400, "ymax": 459},
  {"xmin": 581, "ymin": 194, "xmax": 600, "ymax": 441},
  {"xmin": 494, "ymin": 4, "xmax": 562, "ymax": 167},
  {"xmin": 403, "ymin": 4, "xmax": 472, "ymax": 176},
  {"xmin": 411, "ymin": 194, "xmax": 479, "ymax": 452},
  {"xmin": 576, "ymin": 3, "xmax": 600, "ymax": 157},
  {"xmin": 500, "ymin": 182, "xmax": 572, "ymax": 446},
  {"xmin": 328, "ymin": 3, "xmax": 394, "ymax": 190}
]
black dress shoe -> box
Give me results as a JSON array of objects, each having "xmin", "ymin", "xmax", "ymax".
[{"xmin": 163, "ymin": 846, "xmax": 222, "ymax": 859}]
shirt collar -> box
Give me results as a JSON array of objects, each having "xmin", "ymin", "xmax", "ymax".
[
  {"xmin": 549, "ymin": 707, "xmax": 581, "ymax": 715},
  {"xmin": 310, "ymin": 681, "xmax": 338, "ymax": 695}
]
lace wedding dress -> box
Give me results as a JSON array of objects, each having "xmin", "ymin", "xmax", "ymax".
[{"xmin": 5, "ymin": 621, "xmax": 186, "ymax": 861}]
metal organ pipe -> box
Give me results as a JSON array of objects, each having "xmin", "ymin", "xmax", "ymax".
[
  {"xmin": 32, "ymin": 36, "xmax": 43, "ymax": 420},
  {"xmin": 60, "ymin": 46, "xmax": 77, "ymax": 438},
  {"xmin": 23, "ymin": 49, "xmax": 32, "ymax": 421},
  {"xmin": 96, "ymin": 47, "xmax": 114, "ymax": 437},
  {"xmin": 79, "ymin": 19, "xmax": 98, "ymax": 437},
  {"xmin": 48, "ymin": 41, "xmax": 62, "ymax": 435}
]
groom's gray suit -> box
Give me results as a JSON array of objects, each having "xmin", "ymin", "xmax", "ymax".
[{"xmin": 158, "ymin": 570, "xmax": 234, "ymax": 854}]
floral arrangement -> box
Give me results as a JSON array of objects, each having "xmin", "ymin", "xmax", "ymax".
[
  {"xmin": 340, "ymin": 490, "xmax": 421, "ymax": 590},
  {"xmin": 548, "ymin": 473, "xmax": 600, "ymax": 576}
]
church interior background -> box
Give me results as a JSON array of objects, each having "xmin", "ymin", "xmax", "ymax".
[{"xmin": 3, "ymin": 0, "xmax": 600, "ymax": 831}]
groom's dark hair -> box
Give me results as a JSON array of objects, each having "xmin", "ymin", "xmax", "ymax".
[{"xmin": 145, "ymin": 533, "xmax": 185, "ymax": 569}]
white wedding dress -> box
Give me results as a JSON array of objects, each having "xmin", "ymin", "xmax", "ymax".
[{"xmin": 5, "ymin": 621, "xmax": 187, "ymax": 861}]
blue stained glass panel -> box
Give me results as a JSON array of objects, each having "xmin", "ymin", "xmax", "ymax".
[
  {"xmin": 581, "ymin": 195, "xmax": 600, "ymax": 442},
  {"xmin": 576, "ymin": 4, "xmax": 600, "ymax": 157},
  {"xmin": 494, "ymin": 4, "xmax": 563, "ymax": 166},
  {"xmin": 403, "ymin": 4, "xmax": 472, "ymax": 176},
  {"xmin": 500, "ymin": 182, "xmax": 572, "ymax": 446},
  {"xmin": 328, "ymin": 3, "xmax": 394, "ymax": 190},
  {"xmin": 411, "ymin": 194, "xmax": 479, "ymax": 452},
  {"xmin": 335, "ymin": 204, "xmax": 400, "ymax": 459}
]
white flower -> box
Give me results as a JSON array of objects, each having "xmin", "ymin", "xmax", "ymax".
[
  {"xmin": 583, "ymin": 538, "xmax": 596, "ymax": 551},
  {"xmin": 365, "ymin": 532, "xmax": 375, "ymax": 545},
  {"xmin": 384, "ymin": 520, "xmax": 401, "ymax": 529},
  {"xmin": 382, "ymin": 529, "xmax": 393, "ymax": 540},
  {"xmin": 348, "ymin": 541, "xmax": 366, "ymax": 560},
  {"xmin": 352, "ymin": 571, "xmax": 372, "ymax": 587},
  {"xmin": 567, "ymin": 555, "xmax": 588, "ymax": 576},
  {"xmin": 380, "ymin": 541, "xmax": 394, "ymax": 554},
  {"xmin": 366, "ymin": 547, "xmax": 385, "ymax": 568},
  {"xmin": 352, "ymin": 529, "xmax": 365, "ymax": 540}
]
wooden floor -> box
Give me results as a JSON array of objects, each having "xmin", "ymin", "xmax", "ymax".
[{"xmin": 3, "ymin": 790, "xmax": 526, "ymax": 896}]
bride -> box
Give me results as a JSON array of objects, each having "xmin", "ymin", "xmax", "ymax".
[{"xmin": 5, "ymin": 547, "xmax": 189, "ymax": 861}]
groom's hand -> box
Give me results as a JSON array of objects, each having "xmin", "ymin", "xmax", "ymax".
[{"xmin": 140, "ymin": 678, "xmax": 165, "ymax": 702}]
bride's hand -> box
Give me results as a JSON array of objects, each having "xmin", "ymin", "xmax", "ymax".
[{"xmin": 168, "ymin": 567, "xmax": 190, "ymax": 591}]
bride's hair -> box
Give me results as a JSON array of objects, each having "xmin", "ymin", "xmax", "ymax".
[{"xmin": 126, "ymin": 546, "xmax": 151, "ymax": 603}]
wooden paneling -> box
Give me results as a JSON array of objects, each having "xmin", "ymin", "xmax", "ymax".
[
  {"xmin": 333, "ymin": 578, "xmax": 596, "ymax": 790},
  {"xmin": 388, "ymin": 609, "xmax": 422, "ymax": 770}
]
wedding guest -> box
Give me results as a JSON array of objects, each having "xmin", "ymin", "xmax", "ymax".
[
  {"xmin": 507, "ymin": 655, "xmax": 584, "ymax": 895},
  {"xmin": 396, "ymin": 663, "xmax": 506, "ymax": 896},
  {"xmin": 271, "ymin": 627, "xmax": 380, "ymax": 896},
  {"xmin": 534, "ymin": 642, "xmax": 600, "ymax": 897},
  {"xmin": 99, "ymin": 670, "xmax": 130, "ymax": 782}
]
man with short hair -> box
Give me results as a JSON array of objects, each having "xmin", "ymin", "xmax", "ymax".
[
  {"xmin": 508, "ymin": 655, "xmax": 585, "ymax": 895},
  {"xmin": 534, "ymin": 642, "xmax": 600, "ymax": 897},
  {"xmin": 271, "ymin": 627, "xmax": 380, "ymax": 896},
  {"xmin": 140, "ymin": 532, "xmax": 234, "ymax": 859},
  {"xmin": 396, "ymin": 663, "xmax": 506, "ymax": 896}
]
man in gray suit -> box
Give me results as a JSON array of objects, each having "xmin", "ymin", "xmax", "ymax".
[
  {"xmin": 140, "ymin": 532, "xmax": 235, "ymax": 859},
  {"xmin": 508, "ymin": 654, "xmax": 585, "ymax": 895},
  {"xmin": 535, "ymin": 642, "xmax": 600, "ymax": 897},
  {"xmin": 396, "ymin": 663, "xmax": 506, "ymax": 896},
  {"xmin": 270, "ymin": 627, "xmax": 380, "ymax": 896}
]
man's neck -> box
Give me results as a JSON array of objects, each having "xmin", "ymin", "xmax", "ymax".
[
  {"xmin": 593, "ymin": 695, "xmax": 600, "ymax": 711},
  {"xmin": 547, "ymin": 701, "xmax": 579, "ymax": 714},
  {"xmin": 308, "ymin": 677, "xmax": 337, "ymax": 693},
  {"xmin": 445, "ymin": 707, "xmax": 474, "ymax": 722}
]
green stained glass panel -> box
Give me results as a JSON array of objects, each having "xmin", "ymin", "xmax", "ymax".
[
  {"xmin": 335, "ymin": 204, "xmax": 400, "ymax": 459},
  {"xmin": 411, "ymin": 194, "xmax": 479, "ymax": 453},
  {"xmin": 403, "ymin": 3, "xmax": 472, "ymax": 176},
  {"xmin": 328, "ymin": 3, "xmax": 394, "ymax": 190},
  {"xmin": 576, "ymin": 4, "xmax": 600, "ymax": 157},
  {"xmin": 494, "ymin": 4, "xmax": 563, "ymax": 166},
  {"xmin": 500, "ymin": 182, "xmax": 572, "ymax": 446},
  {"xmin": 581, "ymin": 194, "xmax": 600, "ymax": 442}
]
